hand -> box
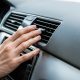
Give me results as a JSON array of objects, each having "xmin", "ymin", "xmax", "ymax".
[{"xmin": 0, "ymin": 25, "xmax": 41, "ymax": 78}]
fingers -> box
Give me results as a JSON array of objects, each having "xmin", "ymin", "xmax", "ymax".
[
  {"xmin": 15, "ymin": 36, "xmax": 41, "ymax": 54},
  {"xmin": 7, "ymin": 25, "xmax": 37, "ymax": 42},
  {"xmin": 1, "ymin": 25, "xmax": 37, "ymax": 50},
  {"xmin": 16, "ymin": 49, "xmax": 40, "ymax": 64},
  {"xmin": 13, "ymin": 29, "xmax": 41, "ymax": 47}
]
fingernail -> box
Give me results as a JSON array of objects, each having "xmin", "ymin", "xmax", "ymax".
[
  {"xmin": 38, "ymin": 35, "xmax": 41, "ymax": 40},
  {"xmin": 33, "ymin": 49, "xmax": 40, "ymax": 55},
  {"xmin": 32, "ymin": 25, "xmax": 37, "ymax": 27},
  {"xmin": 18, "ymin": 26, "xmax": 23, "ymax": 30},
  {"xmin": 38, "ymin": 28, "xmax": 42, "ymax": 34},
  {"xmin": 39, "ymin": 28, "xmax": 45, "ymax": 31},
  {"xmin": 31, "ymin": 25, "xmax": 37, "ymax": 28},
  {"xmin": 36, "ymin": 49, "xmax": 40, "ymax": 53},
  {"xmin": 27, "ymin": 25, "xmax": 37, "ymax": 29}
]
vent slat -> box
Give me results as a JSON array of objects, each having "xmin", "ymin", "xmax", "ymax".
[
  {"xmin": 9, "ymin": 16, "xmax": 23, "ymax": 22},
  {"xmin": 41, "ymin": 39, "xmax": 48, "ymax": 43},
  {"xmin": 32, "ymin": 18, "xmax": 61, "ymax": 44},
  {"xmin": 11, "ymin": 13, "xmax": 26, "ymax": 19},
  {"xmin": 7, "ymin": 19, "xmax": 22, "ymax": 24},
  {"xmin": 35, "ymin": 21, "xmax": 58, "ymax": 29},
  {"xmin": 11, "ymin": 13, "xmax": 26, "ymax": 17},
  {"xmin": 42, "ymin": 31, "xmax": 52, "ymax": 37},
  {"xmin": 5, "ymin": 24, "xmax": 17, "ymax": 31},
  {"xmin": 34, "ymin": 23, "xmax": 55, "ymax": 32},
  {"xmin": 36, "ymin": 19, "xmax": 59, "ymax": 27},
  {"xmin": 34, "ymin": 23, "xmax": 55, "ymax": 30},
  {"xmin": 4, "ymin": 12, "xmax": 26, "ymax": 31},
  {"xmin": 36, "ymin": 18, "xmax": 60, "ymax": 25},
  {"xmin": 42, "ymin": 34, "xmax": 50, "ymax": 38},
  {"xmin": 5, "ymin": 21, "xmax": 19, "ymax": 28}
]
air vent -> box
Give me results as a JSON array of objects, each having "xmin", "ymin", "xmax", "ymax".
[
  {"xmin": 4, "ymin": 12, "xmax": 26, "ymax": 31},
  {"xmin": 32, "ymin": 18, "xmax": 61, "ymax": 44}
]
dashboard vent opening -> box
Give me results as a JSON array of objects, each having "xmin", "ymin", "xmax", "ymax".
[
  {"xmin": 32, "ymin": 18, "xmax": 61, "ymax": 44},
  {"xmin": 4, "ymin": 12, "xmax": 26, "ymax": 31}
]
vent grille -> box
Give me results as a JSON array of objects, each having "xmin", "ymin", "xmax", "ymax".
[
  {"xmin": 4, "ymin": 12, "xmax": 26, "ymax": 31},
  {"xmin": 32, "ymin": 18, "xmax": 61, "ymax": 44}
]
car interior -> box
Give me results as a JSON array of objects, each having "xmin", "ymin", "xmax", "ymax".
[{"xmin": 0, "ymin": 0, "xmax": 80, "ymax": 80}]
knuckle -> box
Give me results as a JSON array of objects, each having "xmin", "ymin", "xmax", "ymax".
[
  {"xmin": 37, "ymin": 35, "xmax": 41, "ymax": 40},
  {"xmin": 3, "ymin": 41, "xmax": 7, "ymax": 44},
  {"xmin": 5, "ymin": 52, "xmax": 12, "ymax": 59},
  {"xmin": 29, "ymin": 39, "xmax": 33, "ymax": 43},
  {"xmin": 32, "ymin": 30, "xmax": 40, "ymax": 35},
  {"xmin": 3, "ymin": 39, "xmax": 7, "ymax": 44},
  {"xmin": 22, "ymin": 56, "xmax": 27, "ymax": 62},
  {"xmin": 11, "ymin": 59, "xmax": 16, "ymax": 64},
  {"xmin": 21, "ymin": 42, "xmax": 26, "ymax": 49},
  {"xmin": 5, "ymin": 44, "xmax": 13, "ymax": 51},
  {"xmin": 8, "ymin": 59, "xmax": 17, "ymax": 67},
  {"xmin": 27, "ymin": 39, "xmax": 32, "ymax": 45},
  {"xmin": 35, "ymin": 30, "xmax": 39, "ymax": 34},
  {"xmin": 2, "ymin": 38, "xmax": 9, "ymax": 45},
  {"xmin": 17, "ymin": 29, "xmax": 23, "ymax": 35},
  {"xmin": 31, "ymin": 30, "xmax": 36, "ymax": 35},
  {"xmin": 6, "ymin": 53, "xmax": 10, "ymax": 58},
  {"xmin": 28, "ymin": 40, "xmax": 33, "ymax": 46},
  {"xmin": 18, "ymin": 56, "xmax": 26, "ymax": 64},
  {"xmin": 21, "ymin": 34, "xmax": 26, "ymax": 40}
]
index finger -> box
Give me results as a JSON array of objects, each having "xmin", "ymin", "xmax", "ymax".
[{"xmin": 8, "ymin": 25, "xmax": 37, "ymax": 41}]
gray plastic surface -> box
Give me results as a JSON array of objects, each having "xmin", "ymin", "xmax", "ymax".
[{"xmin": 31, "ymin": 51, "xmax": 80, "ymax": 80}]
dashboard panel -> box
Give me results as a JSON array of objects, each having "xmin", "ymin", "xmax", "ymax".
[
  {"xmin": 1, "ymin": 0, "xmax": 80, "ymax": 68},
  {"xmin": 0, "ymin": 0, "xmax": 80, "ymax": 80}
]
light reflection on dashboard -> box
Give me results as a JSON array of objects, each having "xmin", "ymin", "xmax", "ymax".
[{"xmin": 61, "ymin": 0, "xmax": 80, "ymax": 3}]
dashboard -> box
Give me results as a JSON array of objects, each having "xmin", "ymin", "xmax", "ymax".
[{"xmin": 0, "ymin": 0, "xmax": 80, "ymax": 80}]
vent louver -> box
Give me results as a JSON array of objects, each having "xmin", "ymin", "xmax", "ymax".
[
  {"xmin": 4, "ymin": 12, "xmax": 26, "ymax": 31},
  {"xmin": 32, "ymin": 18, "xmax": 61, "ymax": 44}
]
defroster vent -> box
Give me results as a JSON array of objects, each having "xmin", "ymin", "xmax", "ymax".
[
  {"xmin": 32, "ymin": 18, "xmax": 61, "ymax": 44},
  {"xmin": 4, "ymin": 12, "xmax": 26, "ymax": 31}
]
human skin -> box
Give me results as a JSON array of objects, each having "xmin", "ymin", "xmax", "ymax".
[{"xmin": 0, "ymin": 25, "xmax": 41, "ymax": 78}]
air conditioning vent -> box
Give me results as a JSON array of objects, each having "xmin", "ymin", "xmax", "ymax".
[
  {"xmin": 32, "ymin": 18, "xmax": 61, "ymax": 44},
  {"xmin": 4, "ymin": 12, "xmax": 26, "ymax": 31}
]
